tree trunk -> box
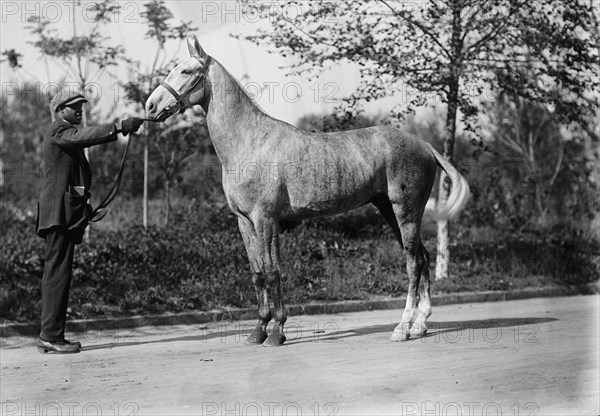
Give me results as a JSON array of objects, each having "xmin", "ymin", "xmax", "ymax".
[
  {"xmin": 435, "ymin": 87, "xmax": 458, "ymax": 281},
  {"xmin": 143, "ymin": 134, "xmax": 149, "ymax": 229},
  {"xmin": 164, "ymin": 177, "xmax": 171, "ymax": 226},
  {"xmin": 527, "ymin": 131, "xmax": 543, "ymax": 216},
  {"xmin": 435, "ymin": 2, "xmax": 462, "ymax": 281},
  {"xmin": 49, "ymin": 103, "xmax": 56, "ymax": 121}
]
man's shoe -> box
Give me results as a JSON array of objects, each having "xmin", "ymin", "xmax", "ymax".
[
  {"xmin": 62, "ymin": 339, "xmax": 82, "ymax": 348},
  {"xmin": 37, "ymin": 338, "xmax": 80, "ymax": 354}
]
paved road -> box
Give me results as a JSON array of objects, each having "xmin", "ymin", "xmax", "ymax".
[{"xmin": 1, "ymin": 295, "xmax": 598, "ymax": 416}]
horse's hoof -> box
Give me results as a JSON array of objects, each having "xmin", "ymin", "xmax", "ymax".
[
  {"xmin": 389, "ymin": 330, "xmax": 410, "ymax": 342},
  {"xmin": 409, "ymin": 323, "xmax": 428, "ymax": 337},
  {"xmin": 245, "ymin": 330, "xmax": 268, "ymax": 345},
  {"xmin": 389, "ymin": 323, "xmax": 410, "ymax": 342},
  {"xmin": 264, "ymin": 334, "xmax": 286, "ymax": 347}
]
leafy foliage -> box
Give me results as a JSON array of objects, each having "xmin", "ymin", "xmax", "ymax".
[
  {"xmin": 1, "ymin": 197, "xmax": 598, "ymax": 323},
  {"xmin": 240, "ymin": 0, "xmax": 599, "ymax": 131},
  {"xmin": 118, "ymin": 0, "xmax": 200, "ymax": 225},
  {"xmin": 238, "ymin": 0, "xmax": 599, "ymax": 281},
  {"xmin": 1, "ymin": 49, "xmax": 22, "ymax": 68},
  {"xmin": 0, "ymin": 83, "xmax": 49, "ymax": 204},
  {"xmin": 140, "ymin": 0, "xmax": 196, "ymax": 44},
  {"xmin": 123, "ymin": 0, "xmax": 198, "ymax": 107},
  {"xmin": 25, "ymin": 1, "xmax": 128, "ymax": 73},
  {"xmin": 1, "ymin": 0, "xmax": 598, "ymax": 323}
]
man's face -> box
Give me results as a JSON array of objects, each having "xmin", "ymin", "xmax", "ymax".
[{"xmin": 61, "ymin": 102, "xmax": 84, "ymax": 125}]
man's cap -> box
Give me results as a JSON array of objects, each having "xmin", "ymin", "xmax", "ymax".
[{"xmin": 50, "ymin": 89, "xmax": 88, "ymax": 112}]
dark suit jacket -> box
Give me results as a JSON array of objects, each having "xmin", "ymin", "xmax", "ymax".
[{"xmin": 36, "ymin": 119, "xmax": 118, "ymax": 238}]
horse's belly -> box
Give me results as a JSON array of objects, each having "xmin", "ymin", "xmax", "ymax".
[
  {"xmin": 285, "ymin": 169, "xmax": 385, "ymax": 216},
  {"xmin": 286, "ymin": 197, "xmax": 369, "ymax": 218}
]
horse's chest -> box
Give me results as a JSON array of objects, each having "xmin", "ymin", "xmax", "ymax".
[{"xmin": 221, "ymin": 168, "xmax": 282, "ymax": 214}]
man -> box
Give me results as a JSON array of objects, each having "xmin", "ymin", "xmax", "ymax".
[{"xmin": 36, "ymin": 88, "xmax": 143, "ymax": 354}]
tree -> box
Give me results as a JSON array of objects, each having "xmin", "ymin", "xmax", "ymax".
[
  {"xmin": 21, "ymin": 0, "xmax": 129, "ymax": 240},
  {"xmin": 25, "ymin": 0, "xmax": 127, "ymax": 121},
  {"xmin": 121, "ymin": 0, "xmax": 197, "ymax": 228},
  {"xmin": 0, "ymin": 83, "xmax": 49, "ymax": 206},
  {"xmin": 481, "ymin": 93, "xmax": 599, "ymax": 228},
  {"xmin": 296, "ymin": 112, "xmax": 384, "ymax": 132},
  {"xmin": 239, "ymin": 0, "xmax": 599, "ymax": 279},
  {"xmin": 1, "ymin": 49, "xmax": 56, "ymax": 117},
  {"xmin": 153, "ymin": 108, "xmax": 208, "ymax": 225},
  {"xmin": 488, "ymin": 94, "xmax": 562, "ymax": 217}
]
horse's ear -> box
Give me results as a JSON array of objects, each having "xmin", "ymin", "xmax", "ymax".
[{"xmin": 187, "ymin": 35, "xmax": 207, "ymax": 59}]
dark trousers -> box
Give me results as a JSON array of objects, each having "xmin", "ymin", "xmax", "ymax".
[{"xmin": 40, "ymin": 227, "xmax": 78, "ymax": 341}]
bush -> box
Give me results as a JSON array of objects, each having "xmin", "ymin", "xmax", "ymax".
[
  {"xmin": 0, "ymin": 206, "xmax": 44, "ymax": 321},
  {"xmin": 1, "ymin": 201, "xmax": 598, "ymax": 323}
]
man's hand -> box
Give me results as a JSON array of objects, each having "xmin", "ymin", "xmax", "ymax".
[{"xmin": 121, "ymin": 118, "xmax": 144, "ymax": 136}]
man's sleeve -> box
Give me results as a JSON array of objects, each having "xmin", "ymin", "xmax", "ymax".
[{"xmin": 53, "ymin": 123, "xmax": 118, "ymax": 149}]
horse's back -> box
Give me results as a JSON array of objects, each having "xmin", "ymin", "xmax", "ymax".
[
  {"xmin": 294, "ymin": 124, "xmax": 437, "ymax": 186},
  {"xmin": 255, "ymin": 124, "xmax": 437, "ymax": 219}
]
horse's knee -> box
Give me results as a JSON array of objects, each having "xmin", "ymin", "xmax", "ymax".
[
  {"xmin": 413, "ymin": 243, "xmax": 431, "ymax": 268},
  {"xmin": 265, "ymin": 270, "xmax": 281, "ymax": 287},
  {"xmin": 273, "ymin": 309, "xmax": 287, "ymax": 324},
  {"xmin": 417, "ymin": 248, "xmax": 430, "ymax": 276},
  {"xmin": 405, "ymin": 247, "xmax": 424, "ymax": 270},
  {"xmin": 421, "ymin": 244, "xmax": 430, "ymax": 264},
  {"xmin": 252, "ymin": 272, "xmax": 265, "ymax": 287},
  {"xmin": 416, "ymin": 251, "xmax": 426, "ymax": 270}
]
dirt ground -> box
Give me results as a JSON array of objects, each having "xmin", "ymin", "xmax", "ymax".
[{"xmin": 1, "ymin": 295, "xmax": 598, "ymax": 416}]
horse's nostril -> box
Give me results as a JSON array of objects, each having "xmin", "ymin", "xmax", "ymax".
[{"xmin": 147, "ymin": 102, "xmax": 155, "ymax": 113}]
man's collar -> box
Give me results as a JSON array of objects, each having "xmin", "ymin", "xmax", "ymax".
[{"xmin": 59, "ymin": 118, "xmax": 78, "ymax": 126}]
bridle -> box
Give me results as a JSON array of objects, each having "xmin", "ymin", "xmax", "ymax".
[
  {"xmin": 157, "ymin": 54, "xmax": 212, "ymax": 120},
  {"xmin": 87, "ymin": 57, "xmax": 213, "ymax": 223}
]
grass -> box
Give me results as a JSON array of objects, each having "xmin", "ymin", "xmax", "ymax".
[{"xmin": 1, "ymin": 194, "xmax": 598, "ymax": 324}]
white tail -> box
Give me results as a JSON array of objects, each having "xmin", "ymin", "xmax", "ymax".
[{"xmin": 425, "ymin": 143, "xmax": 471, "ymax": 221}]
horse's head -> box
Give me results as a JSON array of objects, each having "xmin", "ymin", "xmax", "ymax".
[{"xmin": 145, "ymin": 35, "xmax": 211, "ymax": 121}]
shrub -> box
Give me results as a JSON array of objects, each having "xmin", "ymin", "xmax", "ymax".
[{"xmin": 1, "ymin": 201, "xmax": 598, "ymax": 323}]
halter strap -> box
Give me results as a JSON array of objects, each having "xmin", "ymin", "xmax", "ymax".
[
  {"xmin": 160, "ymin": 81, "xmax": 182, "ymax": 101},
  {"xmin": 159, "ymin": 55, "xmax": 212, "ymax": 117}
]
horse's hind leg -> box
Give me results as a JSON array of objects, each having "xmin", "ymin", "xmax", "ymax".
[
  {"xmin": 372, "ymin": 197, "xmax": 416, "ymax": 341},
  {"xmin": 372, "ymin": 196, "xmax": 403, "ymax": 244},
  {"xmin": 411, "ymin": 243, "xmax": 432, "ymax": 336},
  {"xmin": 237, "ymin": 217, "xmax": 270, "ymax": 345},
  {"xmin": 389, "ymin": 219, "xmax": 430, "ymax": 342}
]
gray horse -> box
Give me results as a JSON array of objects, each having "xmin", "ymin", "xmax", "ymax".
[{"xmin": 146, "ymin": 36, "xmax": 470, "ymax": 346}]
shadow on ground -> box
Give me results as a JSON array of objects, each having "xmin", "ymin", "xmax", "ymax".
[
  {"xmin": 286, "ymin": 317, "xmax": 558, "ymax": 345},
  {"xmin": 73, "ymin": 317, "xmax": 558, "ymax": 350}
]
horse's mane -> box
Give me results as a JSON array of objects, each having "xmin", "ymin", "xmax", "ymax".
[
  {"xmin": 212, "ymin": 59, "xmax": 302, "ymax": 131},
  {"xmin": 214, "ymin": 59, "xmax": 270, "ymax": 115}
]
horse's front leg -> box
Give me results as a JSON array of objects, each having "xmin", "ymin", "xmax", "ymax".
[
  {"xmin": 256, "ymin": 216, "xmax": 287, "ymax": 346},
  {"xmin": 238, "ymin": 217, "xmax": 270, "ymax": 345}
]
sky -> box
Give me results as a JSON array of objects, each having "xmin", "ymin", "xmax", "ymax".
[{"xmin": 0, "ymin": 0, "xmax": 373, "ymax": 125}]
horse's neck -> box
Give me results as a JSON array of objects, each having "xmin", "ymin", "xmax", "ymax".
[{"xmin": 203, "ymin": 61, "xmax": 271, "ymax": 164}]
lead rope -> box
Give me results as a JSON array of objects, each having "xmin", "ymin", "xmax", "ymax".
[
  {"xmin": 91, "ymin": 56, "xmax": 212, "ymax": 221},
  {"xmin": 89, "ymin": 118, "xmax": 163, "ymax": 222}
]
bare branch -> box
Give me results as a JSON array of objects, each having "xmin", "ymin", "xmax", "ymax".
[
  {"xmin": 377, "ymin": 0, "xmax": 451, "ymax": 58},
  {"xmin": 548, "ymin": 142, "xmax": 564, "ymax": 187},
  {"xmin": 465, "ymin": 0, "xmax": 529, "ymax": 56}
]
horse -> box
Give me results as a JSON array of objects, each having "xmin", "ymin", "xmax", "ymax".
[{"xmin": 145, "ymin": 36, "xmax": 470, "ymax": 346}]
